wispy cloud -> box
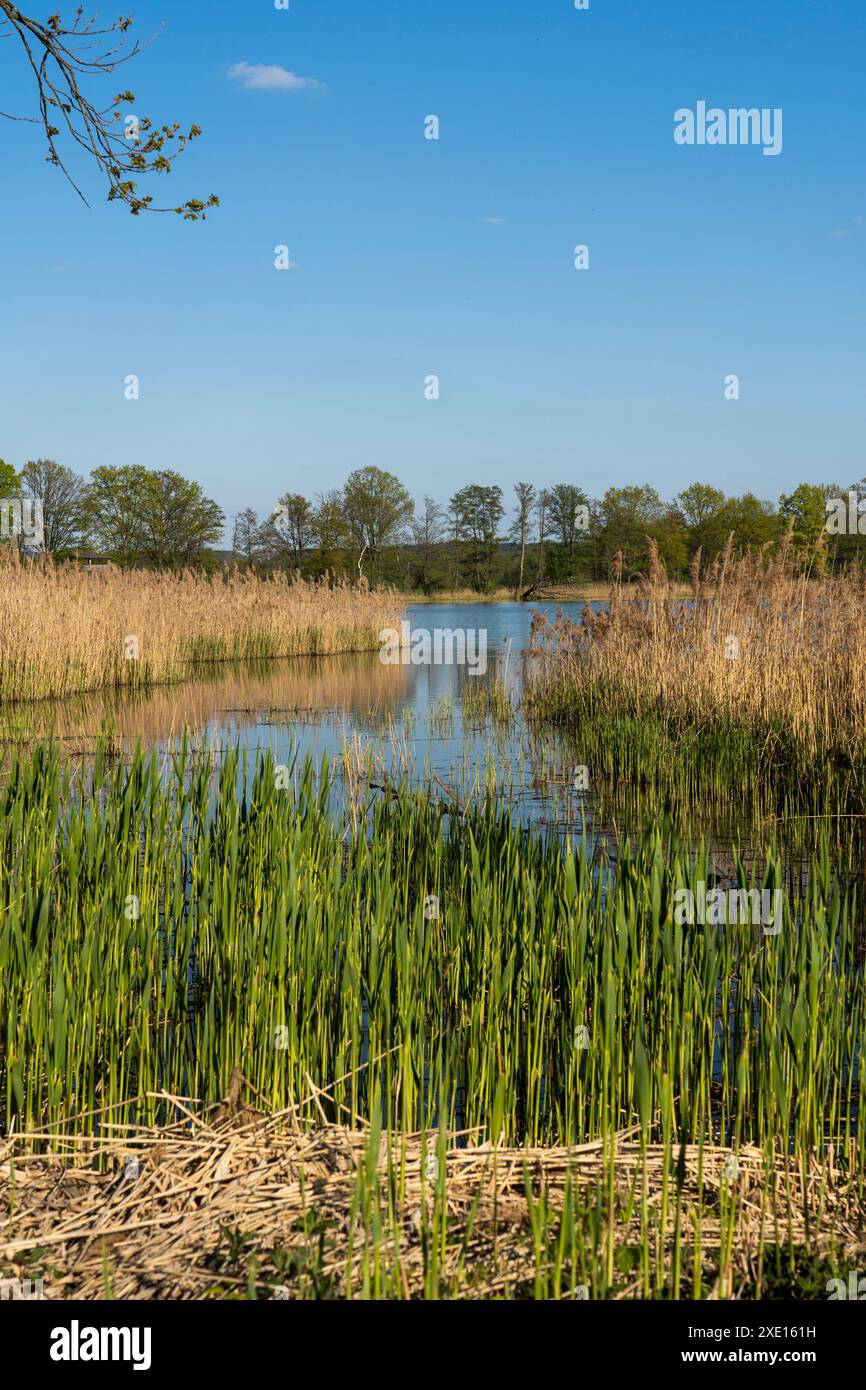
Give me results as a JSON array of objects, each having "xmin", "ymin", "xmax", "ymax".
[
  {"xmin": 228, "ymin": 62, "xmax": 323, "ymax": 93},
  {"xmin": 483, "ymin": 216, "xmax": 507, "ymax": 225},
  {"xmin": 830, "ymin": 215, "xmax": 864, "ymax": 240}
]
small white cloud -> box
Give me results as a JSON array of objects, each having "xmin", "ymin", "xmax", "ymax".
[
  {"xmin": 830, "ymin": 216, "xmax": 864, "ymax": 239},
  {"xmin": 228, "ymin": 62, "xmax": 323, "ymax": 92},
  {"xmin": 484, "ymin": 216, "xmax": 507, "ymax": 225}
]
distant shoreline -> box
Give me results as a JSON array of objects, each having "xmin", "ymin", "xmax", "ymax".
[{"xmin": 402, "ymin": 582, "xmax": 691, "ymax": 604}]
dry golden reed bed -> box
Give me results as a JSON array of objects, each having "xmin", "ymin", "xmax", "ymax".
[
  {"xmin": 0, "ymin": 554, "xmax": 401, "ymax": 703},
  {"xmin": 528, "ymin": 536, "xmax": 866, "ymax": 764},
  {"xmin": 1, "ymin": 1074, "xmax": 862, "ymax": 1302}
]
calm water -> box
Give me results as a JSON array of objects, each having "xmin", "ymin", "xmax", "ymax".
[
  {"xmin": 9, "ymin": 601, "xmax": 824, "ymax": 870},
  {"xmin": 25, "ymin": 602, "xmax": 588, "ymax": 829}
]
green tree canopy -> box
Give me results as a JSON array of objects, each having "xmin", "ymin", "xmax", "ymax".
[
  {"xmin": 547, "ymin": 484, "xmax": 590, "ymax": 551},
  {"xmin": 342, "ymin": 467, "xmax": 413, "ymax": 579},
  {"xmin": 598, "ymin": 485, "xmax": 665, "ymax": 572},
  {"xmin": 0, "ymin": 458, "xmax": 22, "ymax": 494},
  {"xmin": 312, "ymin": 490, "xmax": 351, "ymax": 576},
  {"xmin": 675, "ymin": 483, "xmax": 726, "ymax": 530},
  {"xmin": 717, "ymin": 493, "xmax": 781, "ymax": 553},
  {"xmin": 674, "ymin": 482, "xmax": 726, "ymax": 558},
  {"xmin": 779, "ymin": 483, "xmax": 831, "ymax": 551},
  {"xmin": 84, "ymin": 466, "xmax": 223, "ymax": 565},
  {"xmin": 449, "ymin": 484, "xmax": 504, "ymax": 591},
  {"xmin": 263, "ymin": 493, "xmax": 317, "ymax": 571}
]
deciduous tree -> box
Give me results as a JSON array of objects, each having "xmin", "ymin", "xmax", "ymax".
[
  {"xmin": 342, "ymin": 467, "xmax": 413, "ymax": 579},
  {"xmin": 449, "ymin": 484, "xmax": 504, "ymax": 591},
  {"xmin": 22, "ymin": 457, "xmax": 87, "ymax": 551},
  {"xmin": 263, "ymin": 493, "xmax": 316, "ymax": 571},
  {"xmin": 510, "ymin": 482, "xmax": 535, "ymax": 596},
  {"xmin": 232, "ymin": 508, "xmax": 260, "ymax": 566},
  {"xmin": 84, "ymin": 465, "xmax": 223, "ymax": 565}
]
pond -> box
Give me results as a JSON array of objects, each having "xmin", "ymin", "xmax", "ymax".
[
  {"xmin": 13, "ymin": 602, "xmax": 581, "ymax": 812},
  {"xmin": 3, "ymin": 599, "xmax": 837, "ymax": 873}
]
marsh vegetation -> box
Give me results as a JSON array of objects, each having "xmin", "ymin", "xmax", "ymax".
[{"xmin": 0, "ymin": 570, "xmax": 863, "ymax": 1300}]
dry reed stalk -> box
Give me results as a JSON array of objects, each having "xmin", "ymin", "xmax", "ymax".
[
  {"xmin": 528, "ymin": 543, "xmax": 866, "ymax": 762},
  {"xmin": 0, "ymin": 554, "xmax": 402, "ymax": 703},
  {"xmin": 2, "ymin": 1082, "xmax": 861, "ymax": 1301}
]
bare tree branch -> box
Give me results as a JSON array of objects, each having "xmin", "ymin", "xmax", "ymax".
[{"xmin": 0, "ymin": 3, "xmax": 218, "ymax": 218}]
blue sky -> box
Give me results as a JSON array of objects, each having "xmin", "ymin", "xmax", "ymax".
[{"xmin": 0, "ymin": 0, "xmax": 863, "ymax": 538}]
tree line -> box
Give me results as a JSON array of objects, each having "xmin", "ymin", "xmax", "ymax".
[
  {"xmin": 243, "ymin": 475, "xmax": 866, "ymax": 590},
  {"xmin": 0, "ymin": 459, "xmax": 223, "ymax": 567},
  {"xmin": 2, "ymin": 458, "xmax": 864, "ymax": 589}
]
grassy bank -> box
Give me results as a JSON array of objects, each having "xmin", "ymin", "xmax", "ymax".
[
  {"xmin": 0, "ymin": 555, "xmax": 401, "ymax": 703},
  {"xmin": 0, "ymin": 740, "xmax": 862, "ymax": 1295}
]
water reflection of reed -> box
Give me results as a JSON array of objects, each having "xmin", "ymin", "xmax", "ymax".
[
  {"xmin": 1, "ymin": 654, "xmax": 411, "ymax": 751},
  {"xmin": 1, "ymin": 645, "xmax": 852, "ymax": 882},
  {"xmin": 517, "ymin": 726, "xmax": 863, "ymax": 882}
]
